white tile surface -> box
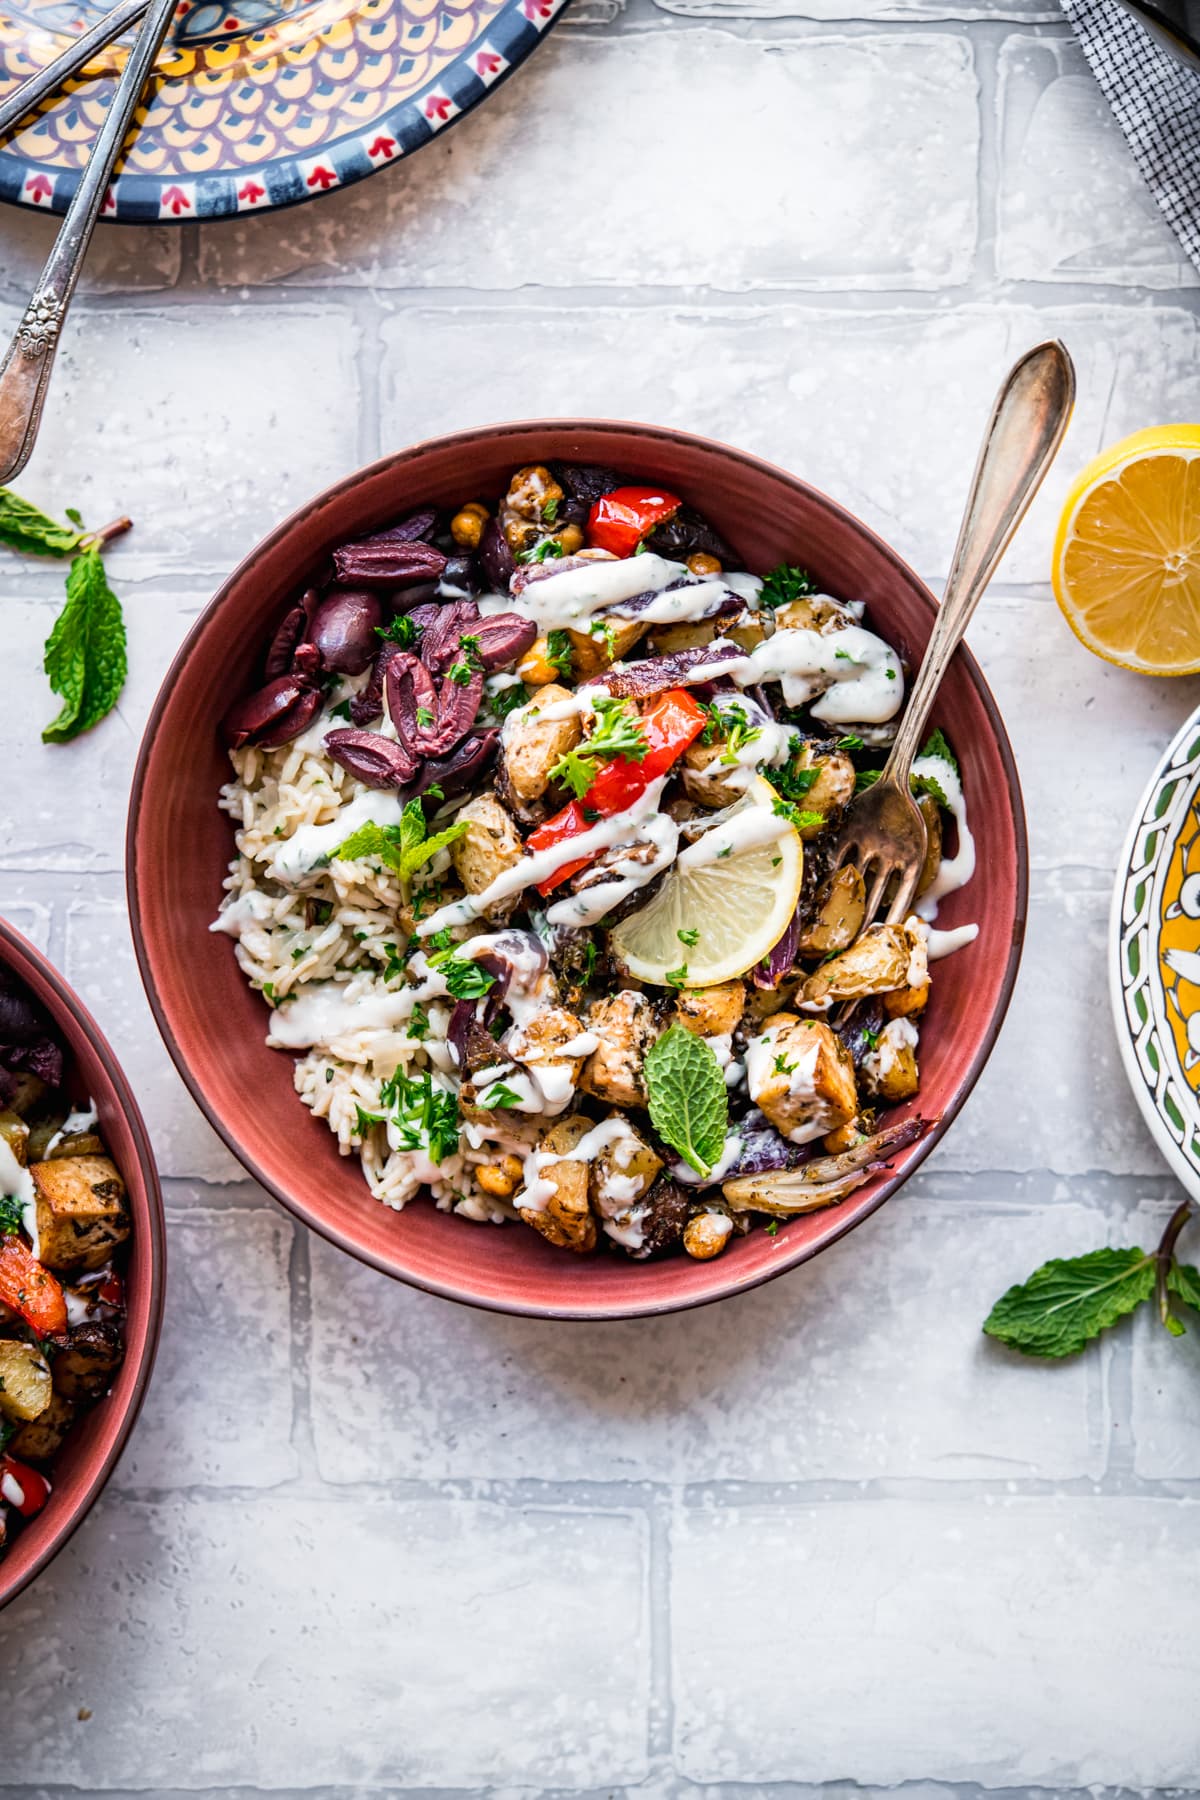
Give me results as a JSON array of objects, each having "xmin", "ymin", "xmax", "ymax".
[
  {"xmin": 0, "ymin": 1496, "xmax": 649, "ymax": 1788},
  {"xmin": 2, "ymin": 0, "xmax": 1200, "ymax": 1792},
  {"xmin": 197, "ymin": 30, "xmax": 979, "ymax": 293},
  {"xmin": 671, "ymin": 1498, "xmax": 1200, "ymax": 1787}
]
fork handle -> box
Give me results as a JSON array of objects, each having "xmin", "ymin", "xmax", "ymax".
[
  {"xmin": 882, "ymin": 339, "xmax": 1077, "ymax": 786},
  {"xmin": 0, "ymin": 0, "xmax": 179, "ymax": 485},
  {"xmin": 0, "ymin": 0, "xmax": 151, "ymax": 138}
]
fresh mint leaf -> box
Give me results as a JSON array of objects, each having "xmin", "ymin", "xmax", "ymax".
[
  {"xmin": 919, "ymin": 726, "xmax": 958, "ymax": 775},
  {"xmin": 1167, "ymin": 1259, "xmax": 1200, "ymax": 1317},
  {"xmin": 42, "ymin": 546, "xmax": 127, "ymax": 742},
  {"xmin": 335, "ymin": 802, "xmax": 466, "ymax": 884},
  {"xmin": 0, "ymin": 488, "xmax": 85, "ymax": 559},
  {"xmin": 983, "ymin": 1247, "xmax": 1155, "ymax": 1358},
  {"xmin": 644, "ymin": 1023, "xmax": 728, "ymax": 1179}
]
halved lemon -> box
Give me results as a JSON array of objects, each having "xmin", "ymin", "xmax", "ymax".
[
  {"xmin": 609, "ymin": 775, "xmax": 803, "ymax": 988},
  {"xmin": 1053, "ymin": 424, "xmax": 1200, "ymax": 674}
]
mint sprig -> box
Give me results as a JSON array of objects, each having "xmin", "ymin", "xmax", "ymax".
[
  {"xmin": 984, "ymin": 1205, "xmax": 1200, "ymax": 1358},
  {"xmin": 644, "ymin": 1023, "xmax": 728, "ymax": 1179},
  {"xmin": 335, "ymin": 799, "xmax": 467, "ymax": 886},
  {"xmin": 0, "ymin": 487, "xmax": 86, "ymax": 559}
]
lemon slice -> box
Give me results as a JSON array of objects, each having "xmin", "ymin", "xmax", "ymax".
[
  {"xmin": 1053, "ymin": 424, "xmax": 1200, "ymax": 674},
  {"xmin": 609, "ymin": 775, "xmax": 803, "ymax": 988}
]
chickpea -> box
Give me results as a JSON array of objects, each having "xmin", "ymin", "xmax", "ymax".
[
  {"xmin": 557, "ymin": 523, "xmax": 584, "ymax": 556},
  {"xmin": 450, "ymin": 501, "xmax": 489, "ymax": 550},
  {"xmin": 476, "ymin": 1153, "xmax": 525, "ymax": 1199},
  {"xmin": 576, "ymin": 547, "xmax": 618, "ymax": 563},
  {"xmin": 683, "ymin": 1211, "xmax": 733, "ymax": 1261},
  {"xmin": 502, "ymin": 513, "xmax": 542, "ymax": 555},
  {"xmin": 518, "ymin": 636, "xmax": 565, "ymax": 687},
  {"xmin": 687, "ymin": 551, "xmax": 723, "ymax": 577},
  {"xmin": 505, "ymin": 464, "xmax": 563, "ymax": 522}
]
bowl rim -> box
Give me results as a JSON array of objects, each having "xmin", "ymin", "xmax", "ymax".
[
  {"xmin": 0, "ymin": 916, "xmax": 166, "ymax": 1609},
  {"xmin": 126, "ymin": 416, "xmax": 1028, "ymax": 1321}
]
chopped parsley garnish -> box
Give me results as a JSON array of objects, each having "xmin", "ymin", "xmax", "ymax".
[
  {"xmin": 763, "ymin": 1218, "xmax": 779, "ymax": 1236},
  {"xmin": 428, "ymin": 927, "xmax": 455, "ymax": 953},
  {"xmin": 717, "ymin": 702, "xmax": 762, "ymax": 766},
  {"xmin": 862, "ymin": 1027, "xmax": 880, "ymax": 1050},
  {"xmin": 758, "ymin": 563, "xmax": 816, "ymax": 610},
  {"xmin": 377, "ymin": 613, "xmax": 420, "ymax": 648},
  {"xmin": 837, "ymin": 734, "xmax": 864, "ymax": 751},
  {"xmin": 0, "ymin": 1194, "xmax": 24, "ymax": 1235},
  {"xmin": 381, "ymin": 942, "xmax": 405, "ymax": 985},
  {"xmin": 677, "ymin": 927, "xmax": 700, "ymax": 948},
  {"xmin": 446, "ymin": 659, "xmax": 473, "ymax": 686},
  {"xmin": 407, "ymin": 1002, "xmax": 430, "ymax": 1041},
  {"xmin": 885, "ymin": 667, "xmax": 896, "ymax": 680},
  {"xmin": 665, "ymin": 964, "xmax": 689, "ymax": 989},
  {"xmin": 490, "ymin": 681, "xmax": 531, "ymax": 720},
  {"xmin": 549, "ymin": 696, "xmax": 650, "ymax": 800},
  {"xmin": 541, "ymin": 496, "xmax": 560, "ymax": 525},
  {"xmin": 546, "ymin": 629, "xmax": 574, "ymax": 679},
  {"xmin": 437, "ymin": 955, "xmax": 497, "ymax": 1000},
  {"xmin": 481, "ymin": 1082, "xmax": 523, "ymax": 1110},
  {"xmin": 329, "ymin": 698, "xmax": 354, "ymax": 722},
  {"xmin": 517, "ymin": 538, "xmax": 563, "ymax": 565},
  {"xmin": 773, "ymin": 1054, "xmax": 797, "ymax": 1076},
  {"xmin": 834, "ymin": 648, "xmax": 852, "ymax": 662},
  {"xmin": 855, "ymin": 768, "xmax": 882, "ymax": 794},
  {"xmin": 378, "ymin": 1068, "xmax": 460, "ymax": 1164},
  {"xmin": 772, "ymin": 797, "xmax": 824, "ymax": 833}
]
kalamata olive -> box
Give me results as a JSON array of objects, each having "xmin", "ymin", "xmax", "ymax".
[
  {"xmin": 472, "ymin": 612, "xmax": 537, "ymax": 671},
  {"xmin": 418, "ymin": 599, "xmax": 480, "ymax": 674},
  {"xmin": 324, "ymin": 728, "xmax": 418, "ymax": 789},
  {"xmin": 411, "ymin": 729, "xmax": 499, "ymax": 800},
  {"xmin": 264, "ymin": 589, "xmax": 319, "ymax": 678},
  {"xmin": 222, "ymin": 676, "xmax": 323, "ymax": 750},
  {"xmin": 440, "ymin": 553, "xmax": 482, "ymax": 597},
  {"xmin": 554, "ymin": 463, "xmax": 624, "ymax": 506},
  {"xmin": 385, "ymin": 652, "xmax": 439, "ymax": 751},
  {"xmin": 0, "ymin": 970, "xmax": 55, "ymax": 1047},
  {"xmin": 478, "ymin": 516, "xmax": 514, "ymax": 591},
  {"xmin": 392, "ymin": 580, "xmax": 440, "ymax": 612},
  {"xmin": 424, "ymin": 668, "xmax": 483, "ymax": 753},
  {"xmin": 645, "ymin": 505, "xmax": 737, "ymax": 566},
  {"xmin": 308, "ymin": 589, "xmax": 384, "ymax": 675},
  {"xmin": 332, "ymin": 536, "xmax": 446, "ymax": 590}
]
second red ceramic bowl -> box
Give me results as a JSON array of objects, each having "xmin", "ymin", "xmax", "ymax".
[
  {"xmin": 127, "ymin": 420, "xmax": 1026, "ymax": 1320},
  {"xmin": 0, "ymin": 919, "xmax": 164, "ymax": 1611}
]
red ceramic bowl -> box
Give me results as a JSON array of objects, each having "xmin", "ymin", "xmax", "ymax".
[
  {"xmin": 0, "ymin": 919, "xmax": 164, "ymax": 1610},
  {"xmin": 127, "ymin": 421, "xmax": 1026, "ymax": 1321}
]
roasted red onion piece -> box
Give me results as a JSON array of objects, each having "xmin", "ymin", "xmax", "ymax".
[
  {"xmin": 721, "ymin": 1117, "xmax": 931, "ymax": 1213},
  {"xmin": 222, "ymin": 676, "xmax": 323, "ymax": 749},
  {"xmin": 478, "ymin": 517, "xmax": 514, "ymax": 591},
  {"xmin": 324, "ymin": 728, "xmax": 418, "ymax": 789},
  {"xmin": 608, "ymin": 588, "xmax": 742, "ymax": 625},
  {"xmin": 0, "ymin": 970, "xmax": 63, "ymax": 1093},
  {"xmin": 308, "ymin": 589, "xmax": 384, "ymax": 675},
  {"xmin": 645, "ymin": 504, "xmax": 737, "ymax": 566},
  {"xmin": 510, "ymin": 553, "xmax": 594, "ymax": 594},
  {"xmin": 332, "ymin": 536, "xmax": 446, "ymax": 590},
  {"xmin": 752, "ymin": 902, "xmax": 802, "ymax": 989},
  {"xmin": 597, "ymin": 642, "xmax": 743, "ymax": 699}
]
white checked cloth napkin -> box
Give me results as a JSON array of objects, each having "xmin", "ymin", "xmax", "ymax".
[{"xmin": 1062, "ymin": 0, "xmax": 1200, "ymax": 270}]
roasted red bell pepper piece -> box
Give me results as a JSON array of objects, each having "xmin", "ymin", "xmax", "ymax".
[
  {"xmin": 529, "ymin": 688, "xmax": 707, "ymax": 894},
  {"xmin": 96, "ymin": 1269, "xmax": 124, "ymax": 1308},
  {"xmin": 586, "ymin": 486, "xmax": 681, "ymax": 558},
  {"xmin": 0, "ymin": 1234, "xmax": 67, "ymax": 1338},
  {"xmin": 1, "ymin": 1454, "xmax": 50, "ymax": 1518}
]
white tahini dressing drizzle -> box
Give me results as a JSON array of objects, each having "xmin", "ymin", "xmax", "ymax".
[
  {"xmin": 265, "ymin": 957, "xmax": 448, "ymax": 1049},
  {"xmin": 515, "ymin": 1115, "xmax": 647, "ymax": 1215},
  {"xmin": 482, "ymin": 554, "xmax": 690, "ymax": 633},
  {"xmin": 417, "ymin": 776, "xmax": 671, "ymax": 936},
  {"xmin": 715, "ymin": 625, "xmax": 905, "ymax": 724},
  {"xmin": 677, "ymin": 806, "xmax": 791, "ymax": 870},
  {"xmin": 269, "ymin": 790, "xmax": 405, "ymax": 883},
  {"xmin": 911, "ymin": 751, "xmax": 979, "ymax": 960},
  {"xmin": 45, "ymin": 1102, "xmax": 99, "ymax": 1154},
  {"xmin": 545, "ymin": 814, "xmax": 680, "ymax": 928}
]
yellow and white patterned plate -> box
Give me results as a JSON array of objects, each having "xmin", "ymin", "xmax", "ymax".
[
  {"xmin": 1112, "ymin": 702, "xmax": 1200, "ymax": 1198},
  {"xmin": 0, "ymin": 0, "xmax": 567, "ymax": 220}
]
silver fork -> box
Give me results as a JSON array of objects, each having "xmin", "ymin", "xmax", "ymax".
[
  {"xmin": 827, "ymin": 338, "xmax": 1077, "ymax": 932},
  {"xmin": 0, "ymin": 0, "xmax": 151, "ymax": 141},
  {"xmin": 0, "ymin": 0, "xmax": 179, "ymax": 485}
]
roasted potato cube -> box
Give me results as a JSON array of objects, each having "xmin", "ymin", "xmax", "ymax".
[
  {"xmin": 794, "ymin": 748, "xmax": 855, "ymax": 836},
  {"xmin": 506, "ymin": 1005, "xmax": 589, "ymax": 1116},
  {"xmin": 862, "ymin": 1017, "xmax": 920, "ymax": 1103},
  {"xmin": 450, "ymin": 794, "xmax": 525, "ymax": 923},
  {"xmin": 30, "ymin": 1155, "xmax": 130, "ymax": 1274},
  {"xmin": 743, "ymin": 981, "xmax": 797, "ymax": 1027},
  {"xmin": 745, "ymin": 1014, "xmax": 858, "ymax": 1145},
  {"xmin": 565, "ymin": 618, "xmax": 646, "ymax": 677},
  {"xmin": 797, "ymin": 865, "xmax": 866, "ymax": 959},
  {"xmin": 727, "ymin": 609, "xmax": 767, "ymax": 651},
  {"xmin": 916, "ymin": 793, "xmax": 943, "ymax": 898},
  {"xmin": 0, "ymin": 1110, "xmax": 29, "ymax": 1167},
  {"xmin": 822, "ymin": 1117, "xmax": 868, "ymax": 1155},
  {"xmin": 8, "ymin": 1389, "xmax": 75, "ymax": 1463},
  {"xmin": 46, "ymin": 1131, "xmax": 105, "ymax": 1159},
  {"xmin": 2, "ymin": 1073, "xmax": 45, "ymax": 1117},
  {"xmin": 579, "ymin": 991, "xmax": 660, "ymax": 1109},
  {"xmin": 681, "ymin": 738, "xmax": 740, "ymax": 808},
  {"xmin": 0, "ymin": 1338, "xmax": 53, "ymax": 1422},
  {"xmin": 589, "ymin": 1116, "xmax": 663, "ymax": 1219},
  {"xmin": 518, "ymin": 1114, "xmax": 596, "ymax": 1254},
  {"xmin": 773, "ymin": 594, "xmax": 861, "ymax": 635},
  {"xmin": 674, "ymin": 980, "xmax": 745, "ymax": 1039},
  {"xmin": 800, "ymin": 924, "xmax": 911, "ymax": 1006},
  {"xmin": 501, "ymin": 682, "xmax": 582, "ymax": 806},
  {"xmin": 647, "ymin": 620, "xmax": 718, "ymax": 657},
  {"xmin": 52, "ymin": 1320, "xmax": 124, "ymax": 1402}
]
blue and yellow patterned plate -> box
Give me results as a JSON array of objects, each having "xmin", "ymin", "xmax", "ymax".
[
  {"xmin": 1112, "ymin": 702, "xmax": 1200, "ymax": 1199},
  {"xmin": 0, "ymin": 0, "xmax": 566, "ymax": 221}
]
